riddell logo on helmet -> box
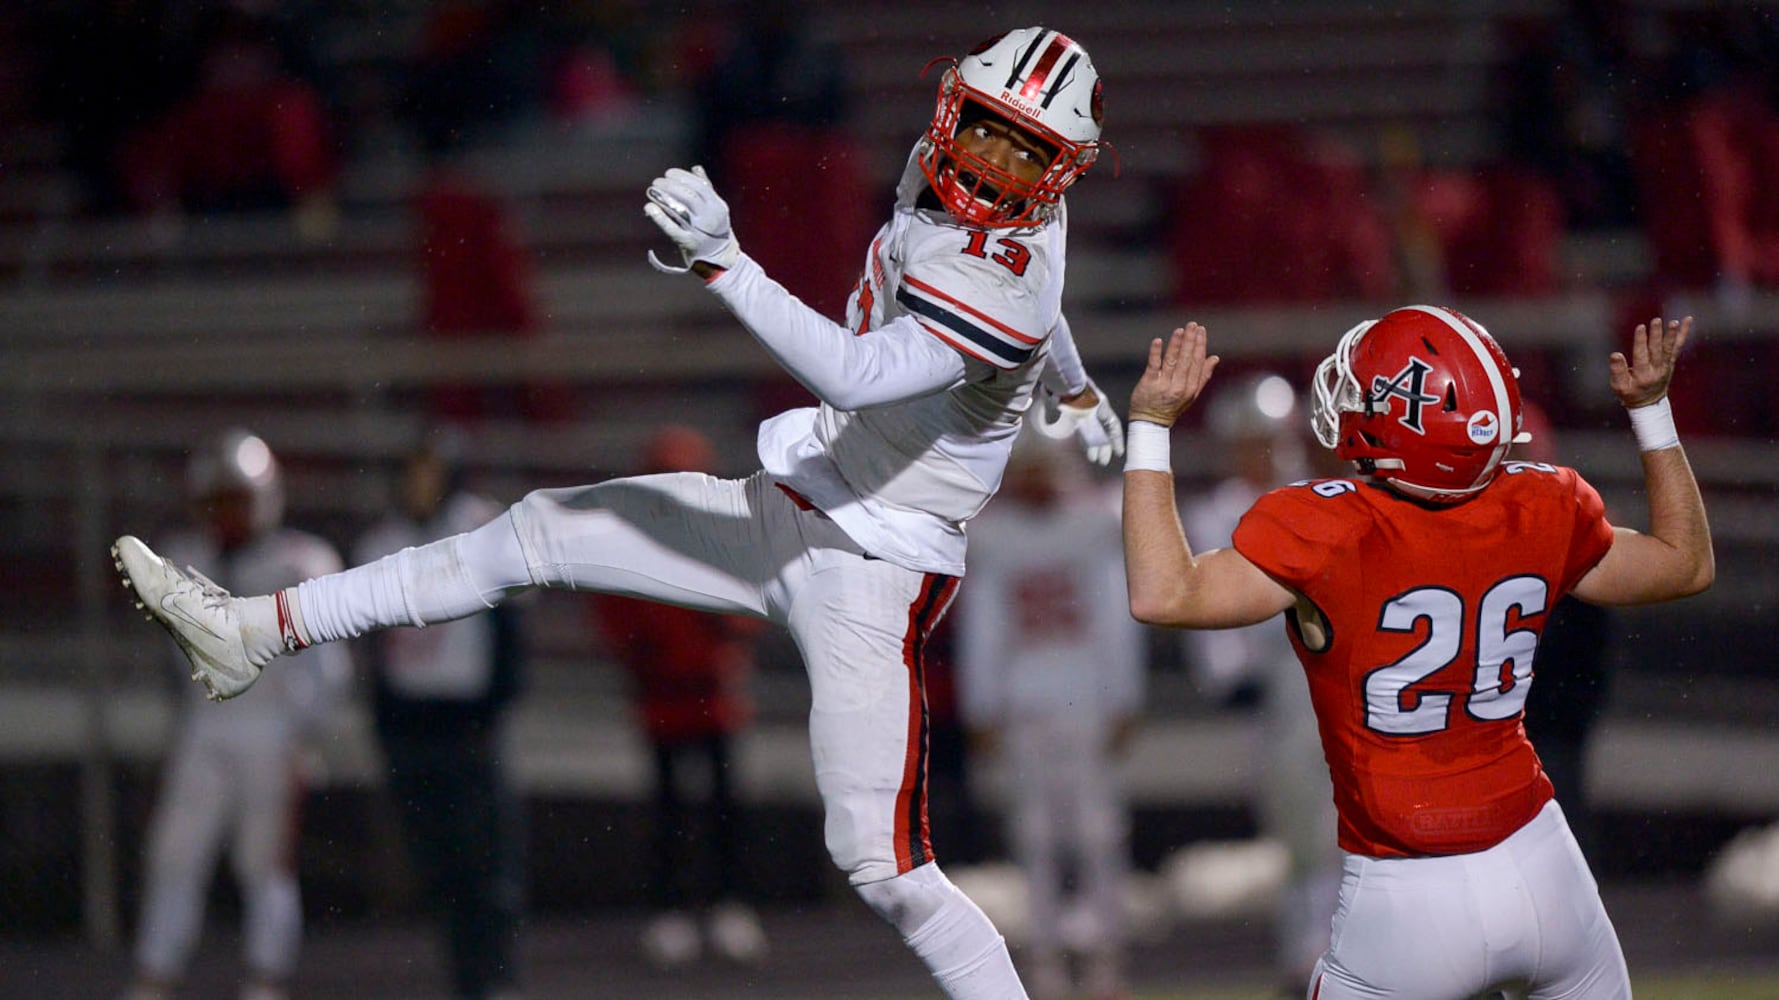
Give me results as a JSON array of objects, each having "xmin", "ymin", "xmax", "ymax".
[{"xmin": 996, "ymin": 90, "xmax": 1045, "ymax": 121}]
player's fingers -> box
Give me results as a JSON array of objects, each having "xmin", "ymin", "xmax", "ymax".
[
  {"xmin": 643, "ymin": 202, "xmax": 688, "ymax": 237},
  {"xmin": 654, "ymin": 172, "xmax": 702, "ymax": 206},
  {"xmin": 1671, "ymin": 315, "xmax": 1693, "ymax": 358},
  {"xmin": 1161, "ymin": 327, "xmax": 1187, "ymax": 370},
  {"xmin": 645, "ymin": 185, "xmax": 690, "ymax": 222},
  {"xmin": 1633, "ymin": 318, "xmax": 1657, "ymax": 371},
  {"xmin": 1145, "ymin": 337, "xmax": 1166, "ymax": 374},
  {"xmin": 1179, "ymin": 323, "xmax": 1209, "ymax": 381},
  {"xmin": 1197, "ymin": 354, "xmax": 1221, "ymax": 393}
]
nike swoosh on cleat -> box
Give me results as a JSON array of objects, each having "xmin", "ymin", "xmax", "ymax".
[{"xmin": 159, "ymin": 595, "xmax": 224, "ymax": 640}]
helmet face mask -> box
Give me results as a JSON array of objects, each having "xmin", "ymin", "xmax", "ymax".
[
  {"xmin": 1311, "ymin": 306, "xmax": 1528, "ymax": 503},
  {"xmin": 918, "ymin": 27, "xmax": 1103, "ymax": 228}
]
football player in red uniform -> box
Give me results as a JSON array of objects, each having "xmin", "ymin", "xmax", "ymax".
[{"xmin": 1121, "ymin": 309, "xmax": 1711, "ymax": 999}]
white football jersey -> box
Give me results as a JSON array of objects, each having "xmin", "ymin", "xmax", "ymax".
[
  {"xmin": 956, "ymin": 485, "xmax": 1144, "ymax": 724},
  {"xmin": 756, "ymin": 160, "xmax": 1070, "ymax": 575}
]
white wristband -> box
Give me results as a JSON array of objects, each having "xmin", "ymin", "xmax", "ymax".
[
  {"xmin": 1124, "ymin": 420, "xmax": 1173, "ymax": 473},
  {"xmin": 1627, "ymin": 396, "xmax": 1680, "ymax": 452}
]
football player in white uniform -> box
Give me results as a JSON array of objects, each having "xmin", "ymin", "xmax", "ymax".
[
  {"xmin": 114, "ymin": 27, "xmax": 1116, "ymax": 1000},
  {"xmin": 956, "ymin": 430, "xmax": 1145, "ymax": 1000},
  {"xmin": 124, "ymin": 430, "xmax": 350, "ymax": 1000}
]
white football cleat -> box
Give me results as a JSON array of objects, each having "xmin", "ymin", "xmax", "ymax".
[{"xmin": 112, "ymin": 534, "xmax": 263, "ymax": 701}]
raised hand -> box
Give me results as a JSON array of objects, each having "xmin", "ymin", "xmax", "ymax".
[
  {"xmin": 1129, "ymin": 323, "xmax": 1219, "ymax": 428},
  {"xmin": 1609, "ymin": 315, "xmax": 1690, "ymax": 409},
  {"xmin": 645, "ymin": 165, "xmax": 741, "ymax": 274}
]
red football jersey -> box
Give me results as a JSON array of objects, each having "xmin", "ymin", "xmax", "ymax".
[{"xmin": 1232, "ymin": 462, "xmax": 1614, "ymax": 857}]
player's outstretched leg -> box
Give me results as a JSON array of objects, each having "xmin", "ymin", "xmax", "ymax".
[
  {"xmin": 113, "ymin": 535, "xmax": 288, "ymax": 700},
  {"xmin": 856, "ymin": 863, "xmax": 1029, "ymax": 1000}
]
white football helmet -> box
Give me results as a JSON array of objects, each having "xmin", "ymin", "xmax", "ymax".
[
  {"xmin": 918, "ymin": 26, "xmax": 1104, "ymax": 227},
  {"xmin": 187, "ymin": 427, "xmax": 285, "ymax": 534}
]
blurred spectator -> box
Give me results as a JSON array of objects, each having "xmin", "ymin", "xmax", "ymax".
[
  {"xmin": 1170, "ymin": 125, "xmax": 1396, "ymax": 305},
  {"xmin": 118, "ymin": 3, "xmax": 339, "ymax": 235},
  {"xmin": 688, "ymin": 1, "xmax": 871, "ymax": 318},
  {"xmin": 413, "ymin": 159, "xmax": 573, "ymax": 424},
  {"xmin": 354, "ymin": 431, "xmax": 528, "ymax": 1000},
  {"xmin": 125, "ymin": 429, "xmax": 351, "ymax": 1000},
  {"xmin": 1180, "ymin": 374, "xmax": 1338, "ymax": 997},
  {"xmin": 589, "ymin": 425, "xmax": 769, "ymax": 970},
  {"xmin": 956, "ymin": 430, "xmax": 1144, "ymax": 1000}
]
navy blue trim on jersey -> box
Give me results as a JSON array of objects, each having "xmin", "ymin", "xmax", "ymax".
[{"xmin": 895, "ymin": 285, "xmax": 1036, "ymax": 368}]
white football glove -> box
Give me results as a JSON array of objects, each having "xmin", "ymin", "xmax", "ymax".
[
  {"xmin": 644, "ymin": 165, "xmax": 741, "ymax": 274},
  {"xmin": 1034, "ymin": 379, "xmax": 1126, "ymax": 466}
]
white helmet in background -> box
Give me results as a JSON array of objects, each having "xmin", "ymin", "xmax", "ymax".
[
  {"xmin": 1207, "ymin": 372, "xmax": 1308, "ymax": 485},
  {"xmin": 918, "ymin": 26, "xmax": 1104, "ymax": 227},
  {"xmin": 1208, "ymin": 372, "xmax": 1301, "ymax": 443},
  {"xmin": 187, "ymin": 428, "xmax": 285, "ymax": 536}
]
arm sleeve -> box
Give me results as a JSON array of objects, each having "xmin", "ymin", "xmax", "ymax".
[
  {"xmin": 1558, "ymin": 467, "xmax": 1615, "ymax": 594},
  {"xmin": 1039, "ymin": 312, "xmax": 1089, "ymax": 397},
  {"xmin": 706, "ymin": 253, "xmax": 968, "ymax": 409},
  {"xmin": 1232, "ymin": 486, "xmax": 1351, "ymax": 592}
]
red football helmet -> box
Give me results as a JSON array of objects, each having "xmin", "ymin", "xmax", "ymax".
[
  {"xmin": 918, "ymin": 27, "xmax": 1103, "ymax": 228},
  {"xmin": 1310, "ymin": 305, "xmax": 1531, "ymax": 503}
]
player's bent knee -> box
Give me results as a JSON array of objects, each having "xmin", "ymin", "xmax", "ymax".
[
  {"xmin": 853, "ymin": 862, "xmax": 954, "ymax": 938},
  {"xmin": 821, "ymin": 798, "xmax": 905, "ymax": 885}
]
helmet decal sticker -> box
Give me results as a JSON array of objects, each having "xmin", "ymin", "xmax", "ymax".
[
  {"xmin": 1369, "ymin": 357, "xmax": 1438, "ymax": 435},
  {"xmin": 1467, "ymin": 410, "xmax": 1501, "ymax": 444}
]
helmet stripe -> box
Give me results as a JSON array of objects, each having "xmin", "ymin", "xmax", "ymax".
[
  {"xmin": 1019, "ymin": 34, "xmax": 1072, "ymax": 102},
  {"xmin": 1003, "ymin": 30, "xmax": 1046, "ymax": 89},
  {"xmin": 1404, "ymin": 305, "xmax": 1514, "ymax": 487},
  {"xmin": 1039, "ymin": 52, "xmax": 1081, "ymax": 109}
]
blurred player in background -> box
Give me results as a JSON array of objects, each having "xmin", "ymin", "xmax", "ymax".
[
  {"xmin": 589, "ymin": 425, "xmax": 768, "ymax": 970},
  {"xmin": 354, "ymin": 432, "xmax": 527, "ymax": 1000},
  {"xmin": 123, "ymin": 430, "xmax": 349, "ymax": 1000},
  {"xmin": 957, "ymin": 429, "xmax": 1144, "ymax": 1000},
  {"xmin": 115, "ymin": 26, "xmax": 1120, "ymax": 1000},
  {"xmin": 1180, "ymin": 373, "xmax": 1338, "ymax": 995},
  {"xmin": 1121, "ymin": 312, "xmax": 1712, "ymax": 999}
]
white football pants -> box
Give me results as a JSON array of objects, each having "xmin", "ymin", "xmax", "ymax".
[
  {"xmin": 134, "ymin": 720, "xmax": 304, "ymax": 982},
  {"xmin": 1004, "ymin": 713, "xmax": 1129, "ymax": 969},
  {"xmin": 1310, "ymin": 800, "xmax": 1630, "ymax": 1000},
  {"xmin": 507, "ymin": 471, "xmax": 957, "ymax": 882}
]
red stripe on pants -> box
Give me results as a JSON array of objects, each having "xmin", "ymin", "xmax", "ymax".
[{"xmin": 893, "ymin": 573, "xmax": 959, "ymax": 873}]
